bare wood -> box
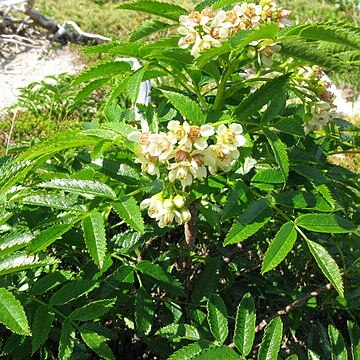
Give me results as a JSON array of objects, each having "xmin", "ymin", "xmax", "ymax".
[
  {"xmin": 184, "ymin": 199, "xmax": 200, "ymax": 252},
  {"xmin": 255, "ymin": 282, "xmax": 333, "ymax": 333}
]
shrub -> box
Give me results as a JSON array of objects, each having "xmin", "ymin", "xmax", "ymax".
[{"xmin": 0, "ymin": 0, "xmax": 359, "ymax": 359}]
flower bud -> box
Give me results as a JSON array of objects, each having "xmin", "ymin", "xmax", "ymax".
[
  {"xmin": 163, "ymin": 198, "xmax": 174, "ymax": 210},
  {"xmin": 173, "ymin": 195, "xmax": 185, "ymax": 208},
  {"xmin": 181, "ymin": 208, "xmax": 191, "ymax": 223}
]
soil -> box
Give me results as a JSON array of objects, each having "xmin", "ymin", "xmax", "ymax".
[{"xmin": 0, "ymin": 45, "xmax": 84, "ymax": 112}]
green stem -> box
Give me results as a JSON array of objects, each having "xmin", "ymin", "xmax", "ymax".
[{"xmin": 213, "ymin": 59, "xmax": 239, "ymax": 111}]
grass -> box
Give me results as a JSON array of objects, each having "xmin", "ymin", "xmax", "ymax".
[{"xmin": 35, "ymin": 0, "xmax": 197, "ymax": 40}]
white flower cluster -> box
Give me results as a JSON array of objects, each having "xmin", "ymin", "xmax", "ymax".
[
  {"xmin": 178, "ymin": 1, "xmax": 291, "ymax": 58},
  {"xmin": 304, "ymin": 101, "xmax": 338, "ymax": 134},
  {"xmin": 129, "ymin": 121, "xmax": 247, "ymax": 227},
  {"xmin": 140, "ymin": 193, "xmax": 191, "ymax": 228}
]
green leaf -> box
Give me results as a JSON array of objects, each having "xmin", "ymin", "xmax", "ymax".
[
  {"xmin": 49, "ymin": 280, "xmax": 97, "ymax": 305},
  {"xmin": 207, "ymin": 294, "xmax": 228, "ymax": 344},
  {"xmin": 261, "ymin": 222, "xmax": 297, "ymax": 273},
  {"xmin": 251, "ymin": 168, "xmax": 284, "ymax": 191},
  {"xmin": 162, "ymin": 90, "xmax": 206, "ymax": 125},
  {"xmin": 0, "ymin": 232, "xmax": 34, "ymax": 257},
  {"xmin": 196, "ymin": 42, "xmax": 231, "ymax": 68},
  {"xmin": 224, "ymin": 199, "xmax": 273, "ymax": 245},
  {"xmin": 168, "ymin": 341, "xmax": 212, "ymax": 360},
  {"xmin": 80, "ymin": 326, "xmax": 115, "ymax": 360},
  {"xmin": 0, "ymin": 288, "xmax": 31, "ymax": 336},
  {"xmin": 117, "ymin": 0, "xmax": 188, "ymax": 21},
  {"xmin": 305, "ymin": 239, "xmax": 344, "ymax": 297},
  {"xmin": 274, "ymin": 117, "xmax": 305, "ymax": 137},
  {"xmin": 135, "ymin": 286, "xmax": 154, "ymax": 335},
  {"xmin": 156, "ymin": 323, "xmax": 202, "ymax": 341},
  {"xmin": 0, "ymin": 252, "xmax": 58, "ymax": 276},
  {"xmin": 258, "ymin": 317, "xmax": 283, "ymax": 360},
  {"xmin": 296, "ymin": 214, "xmax": 356, "ymax": 233},
  {"xmin": 27, "ymin": 223, "xmax": 73, "ymax": 254},
  {"xmin": 233, "ymin": 74, "xmax": 291, "ymax": 121},
  {"xmin": 20, "ymin": 192, "xmax": 85, "ymax": 211},
  {"xmin": 113, "ymin": 197, "xmax": 145, "ymax": 233},
  {"xmin": 263, "ymin": 128, "xmax": 289, "ymax": 181},
  {"xmin": 32, "ymin": 305, "xmax": 54, "ymax": 354},
  {"xmin": 221, "ymin": 180, "xmax": 247, "ymax": 221},
  {"xmin": 348, "ymin": 321, "xmax": 360, "ymax": 360},
  {"xmin": 73, "ymin": 61, "xmax": 131, "ymax": 85},
  {"xmin": 82, "ymin": 212, "xmax": 107, "ymax": 269},
  {"xmin": 130, "ymin": 19, "xmax": 171, "ymax": 42},
  {"xmin": 31, "ymin": 271, "xmax": 70, "ymax": 295},
  {"xmin": 59, "ymin": 320, "xmax": 76, "ymax": 360},
  {"xmin": 191, "ymin": 256, "xmax": 221, "ymax": 303},
  {"xmin": 274, "ymin": 190, "xmax": 335, "ymax": 212},
  {"xmin": 39, "ymin": 179, "xmax": 116, "ymax": 199},
  {"xmin": 233, "ymin": 293, "xmax": 256, "ymax": 356},
  {"xmin": 195, "ymin": 346, "xmax": 239, "ymax": 359},
  {"xmin": 328, "ymin": 324, "xmax": 348, "ymax": 360},
  {"xmin": 69, "ymin": 298, "xmax": 116, "ymax": 321},
  {"xmin": 73, "ymin": 78, "xmax": 110, "ymax": 105},
  {"xmin": 135, "ymin": 260, "xmax": 185, "ymax": 296}
]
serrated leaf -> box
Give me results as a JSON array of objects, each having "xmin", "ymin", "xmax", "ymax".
[
  {"xmin": 196, "ymin": 41, "xmax": 231, "ymax": 68},
  {"xmin": 233, "ymin": 293, "xmax": 256, "ymax": 356},
  {"xmin": 261, "ymin": 222, "xmax": 297, "ymax": 273},
  {"xmin": 221, "ymin": 180, "xmax": 247, "ymax": 221},
  {"xmin": 162, "ymin": 90, "xmax": 206, "ymax": 125},
  {"xmin": 224, "ymin": 199, "xmax": 273, "ymax": 245},
  {"xmin": 274, "ymin": 190, "xmax": 335, "ymax": 212},
  {"xmin": 251, "ymin": 168, "xmax": 284, "ymax": 191},
  {"xmin": 112, "ymin": 197, "xmax": 144, "ymax": 233},
  {"xmin": 168, "ymin": 340, "xmax": 212, "ymax": 360},
  {"xmin": 156, "ymin": 323, "xmax": 202, "ymax": 341},
  {"xmin": 296, "ymin": 214, "xmax": 356, "ymax": 233},
  {"xmin": 233, "ymin": 74, "xmax": 291, "ymax": 121},
  {"xmin": 73, "ymin": 61, "xmax": 131, "ymax": 85},
  {"xmin": 82, "ymin": 212, "xmax": 107, "ymax": 269},
  {"xmin": 112, "ymin": 231, "xmax": 145, "ymax": 253},
  {"xmin": 32, "ymin": 305, "xmax": 54, "ymax": 354},
  {"xmin": 135, "ymin": 260, "xmax": 185, "ymax": 296},
  {"xmin": 348, "ymin": 321, "xmax": 360, "ymax": 360},
  {"xmin": 80, "ymin": 326, "xmax": 115, "ymax": 360},
  {"xmin": 31, "ymin": 272, "xmax": 70, "ymax": 295},
  {"xmin": 0, "ymin": 232, "xmax": 34, "ymax": 257},
  {"xmin": 258, "ymin": 317, "xmax": 283, "ymax": 360},
  {"xmin": 20, "ymin": 192, "xmax": 85, "ymax": 211},
  {"xmin": 263, "ymin": 128, "xmax": 289, "ymax": 181},
  {"xmin": 207, "ymin": 294, "xmax": 228, "ymax": 344},
  {"xmin": 195, "ymin": 345, "xmax": 239, "ymax": 359},
  {"xmin": 305, "ymin": 239, "xmax": 344, "ymax": 297},
  {"xmin": 73, "ymin": 78, "xmax": 110, "ymax": 105},
  {"xmin": 49, "ymin": 280, "xmax": 97, "ymax": 305},
  {"xmin": 0, "ymin": 252, "xmax": 58, "ymax": 276},
  {"xmin": 117, "ymin": 0, "xmax": 187, "ymax": 21},
  {"xmin": 27, "ymin": 223, "xmax": 73, "ymax": 254},
  {"xmin": 328, "ymin": 324, "xmax": 348, "ymax": 360},
  {"xmin": 59, "ymin": 320, "xmax": 76, "ymax": 360},
  {"xmin": 69, "ymin": 298, "xmax": 116, "ymax": 321},
  {"xmin": 274, "ymin": 117, "xmax": 305, "ymax": 137},
  {"xmin": 135, "ymin": 287, "xmax": 154, "ymax": 335},
  {"xmin": 39, "ymin": 179, "xmax": 116, "ymax": 199},
  {"xmin": 0, "ymin": 288, "xmax": 31, "ymax": 336},
  {"xmin": 130, "ymin": 19, "xmax": 171, "ymax": 42},
  {"xmin": 192, "ymin": 256, "xmax": 221, "ymax": 303}
]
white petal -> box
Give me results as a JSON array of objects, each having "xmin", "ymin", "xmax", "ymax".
[
  {"xmin": 128, "ymin": 131, "xmax": 141, "ymax": 142},
  {"xmin": 200, "ymin": 124, "xmax": 215, "ymax": 137},
  {"xmin": 230, "ymin": 123, "xmax": 243, "ymax": 134}
]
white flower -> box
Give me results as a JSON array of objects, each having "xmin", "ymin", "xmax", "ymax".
[
  {"xmin": 178, "ymin": 27, "xmax": 198, "ymax": 49},
  {"xmin": 304, "ymin": 101, "xmax": 337, "ymax": 133},
  {"xmin": 180, "ymin": 208, "xmax": 192, "ymax": 223},
  {"xmin": 180, "ymin": 121, "xmax": 214, "ymax": 150},
  {"xmin": 140, "ymin": 193, "xmax": 164, "ymax": 219},
  {"xmin": 168, "ymin": 161, "xmax": 196, "ymax": 187},
  {"xmin": 146, "ymin": 132, "xmax": 177, "ymax": 161},
  {"xmin": 237, "ymin": 3, "xmax": 262, "ymax": 29},
  {"xmin": 135, "ymin": 153, "xmax": 160, "ymax": 177},
  {"xmin": 208, "ymin": 145, "xmax": 240, "ymax": 174},
  {"xmin": 216, "ymin": 123, "xmax": 247, "ymax": 153},
  {"xmin": 191, "ymin": 34, "xmax": 222, "ymax": 58},
  {"xmin": 157, "ymin": 208, "xmax": 183, "ymax": 228}
]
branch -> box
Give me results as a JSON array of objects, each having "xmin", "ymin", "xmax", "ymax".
[
  {"xmin": 184, "ymin": 199, "xmax": 200, "ymax": 252},
  {"xmin": 255, "ymin": 282, "xmax": 333, "ymax": 333}
]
